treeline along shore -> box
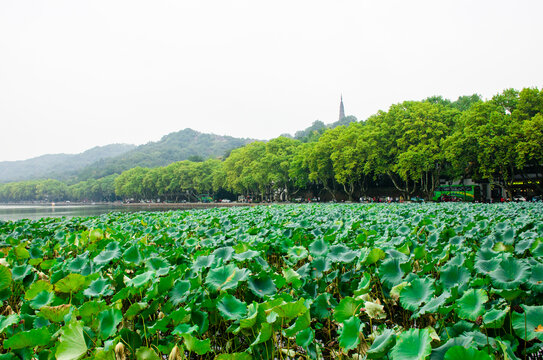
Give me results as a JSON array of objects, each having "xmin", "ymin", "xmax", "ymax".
[{"xmin": 1, "ymin": 87, "xmax": 542, "ymax": 203}]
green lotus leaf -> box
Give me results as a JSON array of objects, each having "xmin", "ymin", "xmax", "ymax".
[
  {"xmin": 38, "ymin": 304, "xmax": 72, "ymax": 323},
  {"xmin": 429, "ymin": 335, "xmax": 473, "ymax": 360},
  {"xmin": 444, "ymin": 346, "xmax": 492, "ymax": 360},
  {"xmin": 474, "ymin": 249, "xmax": 500, "ymax": 275},
  {"xmin": 367, "ymin": 329, "xmax": 396, "ymax": 359},
  {"xmin": 135, "ymin": 347, "xmax": 161, "ymax": 360},
  {"xmin": 328, "ymin": 244, "xmax": 358, "ymax": 263},
  {"xmin": 489, "ymin": 255, "xmax": 530, "ymax": 290},
  {"xmin": 55, "ymin": 320, "xmax": 87, "ymax": 360},
  {"xmin": 11, "ymin": 264, "xmax": 32, "ymax": 282},
  {"xmin": 338, "ymin": 316, "xmax": 362, "ymax": 351},
  {"xmin": 3, "ymin": 327, "xmax": 51, "ymax": 350},
  {"xmin": 334, "ymin": 296, "xmax": 363, "ymax": 323},
  {"xmin": 364, "ymin": 248, "xmax": 386, "ymax": 265},
  {"xmin": 182, "ymin": 334, "xmax": 211, "ymax": 355},
  {"xmin": 287, "ymin": 246, "xmax": 309, "ymax": 262},
  {"xmin": 172, "ymin": 323, "xmax": 199, "ymax": 336},
  {"xmin": 310, "ymin": 257, "xmax": 331, "ymax": 279},
  {"xmin": 169, "ymin": 280, "xmax": 191, "ymax": 306},
  {"xmin": 54, "ymin": 273, "xmax": 86, "ymax": 294},
  {"xmin": 0, "ymin": 265, "xmax": 12, "ymax": 291},
  {"xmin": 273, "ymin": 298, "xmax": 307, "ymax": 320},
  {"xmin": 78, "ymin": 300, "xmax": 108, "ymax": 323},
  {"xmin": 418, "ymin": 291, "xmax": 451, "ymax": 317},
  {"xmin": 206, "ymin": 264, "xmax": 251, "ymax": 292},
  {"xmin": 400, "ymin": 277, "xmax": 435, "ymax": 311},
  {"xmin": 213, "ymin": 246, "xmax": 235, "ymax": 262},
  {"xmin": 0, "ymin": 314, "xmax": 19, "ymax": 334},
  {"xmin": 123, "ymin": 245, "xmax": 142, "ymax": 264},
  {"xmin": 296, "ymin": 327, "xmax": 315, "ymax": 348},
  {"xmin": 482, "ymin": 307, "xmax": 508, "ymax": 328},
  {"xmin": 282, "ymin": 268, "xmax": 302, "ymax": 288},
  {"xmin": 233, "ymin": 250, "xmax": 260, "ymax": 261},
  {"xmin": 284, "ymin": 309, "xmax": 311, "ymax": 337},
  {"xmin": 215, "ymin": 353, "xmax": 252, "ymax": 360},
  {"xmin": 391, "ymin": 328, "xmax": 432, "ymax": 360},
  {"xmin": 126, "ymin": 271, "xmax": 154, "ymax": 288},
  {"xmin": 532, "ymin": 239, "xmax": 543, "ymax": 257},
  {"xmin": 455, "ymin": 289, "xmax": 488, "ymax": 321},
  {"xmin": 83, "ymin": 277, "xmax": 113, "ymax": 297},
  {"xmin": 248, "ymin": 275, "xmax": 276, "ymax": 297},
  {"xmin": 251, "ymin": 323, "xmax": 272, "ymax": 346},
  {"xmin": 5, "ymin": 327, "xmax": 50, "ymax": 351},
  {"xmin": 193, "ymin": 254, "xmax": 215, "ymax": 272},
  {"xmin": 125, "ymin": 302, "xmax": 148, "ymax": 320},
  {"xmin": 396, "ymin": 225, "xmax": 411, "ymax": 236},
  {"xmin": 309, "ymin": 238, "xmax": 328, "ymax": 257},
  {"xmin": 512, "ymin": 305, "xmax": 543, "ymax": 341},
  {"xmin": 93, "ymin": 242, "xmax": 121, "ymax": 266},
  {"xmin": 379, "ymin": 258, "xmax": 405, "ymax": 287},
  {"xmin": 527, "ymin": 263, "xmax": 543, "ymax": 292},
  {"xmin": 311, "ymin": 293, "xmax": 336, "ymax": 320},
  {"xmin": 24, "ymin": 279, "xmax": 53, "ymax": 300},
  {"xmin": 191, "ymin": 309, "xmax": 209, "ymax": 335},
  {"xmin": 390, "ymin": 281, "xmax": 409, "ymax": 302},
  {"xmin": 440, "ymin": 265, "xmax": 470, "ymax": 290},
  {"xmin": 98, "ymin": 308, "xmax": 123, "ymax": 339},
  {"xmin": 354, "ymin": 272, "xmax": 372, "ymax": 296},
  {"xmin": 494, "ymin": 288, "xmax": 523, "ymax": 301},
  {"xmin": 239, "ymin": 303, "xmax": 259, "ymax": 329},
  {"xmin": 218, "ymin": 294, "xmax": 248, "ymax": 320},
  {"xmin": 145, "ymin": 256, "xmax": 170, "ymax": 276}
]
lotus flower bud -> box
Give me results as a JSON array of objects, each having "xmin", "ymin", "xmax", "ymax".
[
  {"xmin": 115, "ymin": 342, "xmax": 126, "ymax": 360},
  {"xmin": 169, "ymin": 345, "xmax": 180, "ymax": 360}
]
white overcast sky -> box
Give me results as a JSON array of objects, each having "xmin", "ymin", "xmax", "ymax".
[{"xmin": 1, "ymin": 1, "xmax": 542, "ymax": 161}]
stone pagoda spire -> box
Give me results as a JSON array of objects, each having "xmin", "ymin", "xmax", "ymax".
[{"xmin": 339, "ymin": 95, "xmax": 345, "ymax": 121}]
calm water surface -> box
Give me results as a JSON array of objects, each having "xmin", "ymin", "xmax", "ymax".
[{"xmin": 0, "ymin": 204, "xmax": 180, "ymax": 222}]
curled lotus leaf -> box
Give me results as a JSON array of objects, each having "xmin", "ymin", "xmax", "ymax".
[
  {"xmin": 400, "ymin": 277, "xmax": 435, "ymax": 312},
  {"xmin": 391, "ymin": 328, "xmax": 432, "ymax": 360},
  {"xmin": 455, "ymin": 289, "xmax": 488, "ymax": 321},
  {"xmin": 489, "ymin": 255, "xmax": 530, "ymax": 290},
  {"xmin": 205, "ymin": 264, "xmax": 251, "ymax": 292}
]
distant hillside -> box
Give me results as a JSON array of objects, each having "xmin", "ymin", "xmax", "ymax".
[
  {"xmin": 76, "ymin": 128, "xmax": 255, "ymax": 180},
  {"xmin": 0, "ymin": 144, "xmax": 136, "ymax": 183}
]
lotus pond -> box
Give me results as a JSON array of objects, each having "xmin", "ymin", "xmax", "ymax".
[{"xmin": 0, "ymin": 203, "xmax": 542, "ymax": 359}]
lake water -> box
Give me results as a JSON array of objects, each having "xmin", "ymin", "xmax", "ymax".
[{"xmin": 0, "ymin": 204, "xmax": 182, "ymax": 222}]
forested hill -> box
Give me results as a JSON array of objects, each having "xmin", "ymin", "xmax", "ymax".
[
  {"xmin": 0, "ymin": 144, "xmax": 136, "ymax": 183},
  {"xmin": 75, "ymin": 128, "xmax": 255, "ymax": 180}
]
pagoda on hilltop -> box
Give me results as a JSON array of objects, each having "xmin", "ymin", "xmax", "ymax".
[{"xmin": 339, "ymin": 95, "xmax": 345, "ymax": 121}]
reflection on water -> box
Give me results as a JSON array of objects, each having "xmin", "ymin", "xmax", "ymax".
[{"xmin": 0, "ymin": 204, "xmax": 173, "ymax": 222}]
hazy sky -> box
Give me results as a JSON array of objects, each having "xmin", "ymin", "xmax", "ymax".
[{"xmin": 1, "ymin": 1, "xmax": 542, "ymax": 161}]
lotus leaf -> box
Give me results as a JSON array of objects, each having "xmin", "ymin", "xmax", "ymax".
[
  {"xmin": 206, "ymin": 264, "xmax": 251, "ymax": 291},
  {"xmin": 455, "ymin": 289, "xmax": 488, "ymax": 321},
  {"xmin": 217, "ymin": 294, "xmax": 248, "ymax": 320},
  {"xmin": 367, "ymin": 329, "xmax": 396, "ymax": 359},
  {"xmin": 391, "ymin": 328, "xmax": 432, "ymax": 360},
  {"xmin": 512, "ymin": 305, "xmax": 543, "ymax": 341},
  {"xmin": 338, "ymin": 316, "xmax": 362, "ymax": 351},
  {"xmin": 400, "ymin": 277, "xmax": 435, "ymax": 311}
]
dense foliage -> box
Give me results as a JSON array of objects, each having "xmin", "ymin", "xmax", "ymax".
[
  {"xmin": 1, "ymin": 88, "xmax": 542, "ymax": 203},
  {"xmin": 0, "ymin": 203, "xmax": 542, "ymax": 359}
]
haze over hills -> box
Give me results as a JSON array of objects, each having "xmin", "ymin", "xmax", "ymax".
[
  {"xmin": 76, "ymin": 128, "xmax": 255, "ymax": 180},
  {"xmin": 0, "ymin": 128, "xmax": 255, "ymax": 183},
  {"xmin": 0, "ymin": 144, "xmax": 136, "ymax": 183}
]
